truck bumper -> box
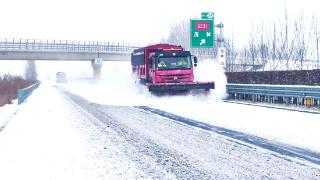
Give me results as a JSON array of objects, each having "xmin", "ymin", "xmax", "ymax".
[{"xmin": 148, "ymin": 81, "xmax": 215, "ymax": 92}]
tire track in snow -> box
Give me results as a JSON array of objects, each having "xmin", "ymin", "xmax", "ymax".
[
  {"xmin": 65, "ymin": 91, "xmax": 213, "ymax": 179},
  {"xmin": 135, "ymin": 106, "xmax": 320, "ymax": 165}
]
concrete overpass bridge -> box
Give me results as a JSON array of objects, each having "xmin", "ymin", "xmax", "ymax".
[{"xmin": 0, "ymin": 38, "xmax": 141, "ymax": 77}]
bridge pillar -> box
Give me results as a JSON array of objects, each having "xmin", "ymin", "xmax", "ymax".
[{"xmin": 91, "ymin": 58, "xmax": 103, "ymax": 78}]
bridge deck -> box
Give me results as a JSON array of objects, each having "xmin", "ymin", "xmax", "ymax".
[{"xmin": 0, "ymin": 38, "xmax": 140, "ymax": 61}]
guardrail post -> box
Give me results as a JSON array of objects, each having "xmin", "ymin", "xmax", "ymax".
[{"xmin": 17, "ymin": 89, "xmax": 23, "ymax": 104}]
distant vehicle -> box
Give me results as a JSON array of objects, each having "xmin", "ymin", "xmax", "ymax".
[
  {"xmin": 131, "ymin": 44, "xmax": 215, "ymax": 93},
  {"xmin": 56, "ymin": 72, "xmax": 67, "ymax": 83}
]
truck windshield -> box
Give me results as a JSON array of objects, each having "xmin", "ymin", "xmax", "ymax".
[{"xmin": 157, "ymin": 56, "xmax": 191, "ymax": 70}]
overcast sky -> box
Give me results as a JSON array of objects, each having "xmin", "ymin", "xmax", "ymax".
[
  {"xmin": 1, "ymin": 0, "xmax": 320, "ymax": 45},
  {"xmin": 1, "ymin": 0, "xmax": 320, "ymax": 77}
]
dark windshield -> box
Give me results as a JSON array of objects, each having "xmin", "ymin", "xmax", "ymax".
[{"xmin": 157, "ymin": 56, "xmax": 191, "ymax": 70}]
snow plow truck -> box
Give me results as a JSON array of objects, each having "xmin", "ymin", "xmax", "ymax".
[{"xmin": 131, "ymin": 44, "xmax": 215, "ymax": 92}]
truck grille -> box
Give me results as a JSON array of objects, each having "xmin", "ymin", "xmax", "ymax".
[{"xmin": 161, "ymin": 75, "xmax": 190, "ymax": 82}]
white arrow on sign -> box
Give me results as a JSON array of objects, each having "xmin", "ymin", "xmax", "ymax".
[
  {"xmin": 207, "ymin": 13, "xmax": 214, "ymax": 19},
  {"xmin": 200, "ymin": 39, "xmax": 206, "ymax": 45}
]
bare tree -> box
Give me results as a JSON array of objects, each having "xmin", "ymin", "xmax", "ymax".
[
  {"xmin": 224, "ymin": 34, "xmax": 238, "ymax": 72},
  {"xmin": 277, "ymin": 7, "xmax": 296, "ymax": 70},
  {"xmin": 270, "ymin": 21, "xmax": 282, "ymax": 71},
  {"xmin": 312, "ymin": 14, "xmax": 320, "ymax": 69},
  {"xmin": 257, "ymin": 20, "xmax": 269, "ymax": 70},
  {"xmin": 293, "ymin": 14, "xmax": 308, "ymax": 70},
  {"xmin": 166, "ymin": 20, "xmax": 190, "ymax": 48},
  {"xmin": 247, "ymin": 25, "xmax": 259, "ymax": 71},
  {"xmin": 24, "ymin": 60, "xmax": 37, "ymax": 81}
]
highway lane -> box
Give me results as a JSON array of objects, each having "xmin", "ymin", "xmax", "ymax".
[
  {"xmin": 137, "ymin": 106, "xmax": 320, "ymax": 165},
  {"xmin": 64, "ymin": 90, "xmax": 320, "ymax": 179}
]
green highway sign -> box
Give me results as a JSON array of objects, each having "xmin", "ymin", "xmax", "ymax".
[
  {"xmin": 201, "ymin": 12, "xmax": 214, "ymax": 19},
  {"xmin": 190, "ymin": 19, "xmax": 215, "ymax": 48}
]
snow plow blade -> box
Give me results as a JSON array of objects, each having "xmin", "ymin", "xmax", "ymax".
[{"xmin": 148, "ymin": 82, "xmax": 215, "ymax": 92}]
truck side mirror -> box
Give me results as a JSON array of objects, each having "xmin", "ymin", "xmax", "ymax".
[
  {"xmin": 193, "ymin": 56, "xmax": 198, "ymax": 64},
  {"xmin": 193, "ymin": 56, "xmax": 198, "ymax": 67}
]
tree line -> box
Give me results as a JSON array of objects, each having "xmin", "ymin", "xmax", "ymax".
[
  {"xmin": 0, "ymin": 60, "xmax": 37, "ymax": 106},
  {"xmin": 162, "ymin": 8, "xmax": 320, "ymax": 72}
]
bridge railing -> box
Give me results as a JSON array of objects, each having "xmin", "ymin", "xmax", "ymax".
[
  {"xmin": 0, "ymin": 38, "xmax": 141, "ymax": 53},
  {"xmin": 227, "ymin": 84, "xmax": 320, "ymax": 107}
]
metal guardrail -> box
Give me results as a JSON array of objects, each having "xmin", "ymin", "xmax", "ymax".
[
  {"xmin": 0, "ymin": 38, "xmax": 141, "ymax": 53},
  {"xmin": 227, "ymin": 84, "xmax": 320, "ymax": 106},
  {"xmin": 17, "ymin": 82, "xmax": 40, "ymax": 104},
  {"xmin": 227, "ymin": 84, "xmax": 320, "ymax": 98}
]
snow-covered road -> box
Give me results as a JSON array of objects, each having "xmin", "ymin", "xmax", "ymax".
[
  {"xmin": 0, "ymin": 85, "xmax": 150, "ymax": 179},
  {"xmin": 1, "ymin": 61, "xmax": 320, "ymax": 179},
  {"xmin": 63, "ymin": 61, "xmax": 320, "ymax": 153},
  {"xmin": 0, "ymin": 84, "xmax": 319, "ymax": 179}
]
